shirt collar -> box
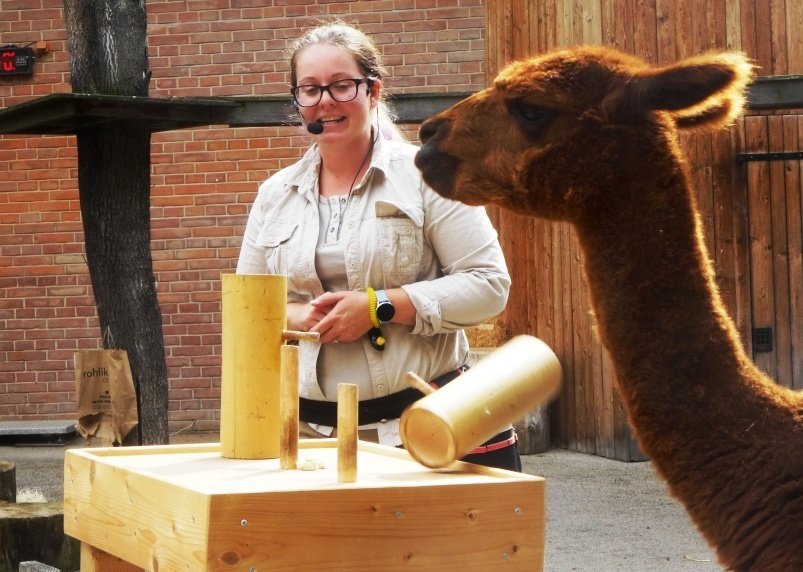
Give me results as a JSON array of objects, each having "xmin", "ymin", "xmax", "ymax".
[{"xmin": 290, "ymin": 133, "xmax": 394, "ymax": 199}]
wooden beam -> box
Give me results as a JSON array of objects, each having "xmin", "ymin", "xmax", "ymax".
[
  {"xmin": 0, "ymin": 92, "xmax": 472, "ymax": 135},
  {"xmin": 747, "ymin": 75, "xmax": 803, "ymax": 109},
  {"xmin": 0, "ymin": 93, "xmax": 239, "ymax": 135},
  {"xmin": 0, "ymin": 76, "xmax": 799, "ymax": 136}
]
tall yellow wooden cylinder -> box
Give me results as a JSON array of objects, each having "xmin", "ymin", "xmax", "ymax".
[
  {"xmin": 400, "ymin": 335, "xmax": 562, "ymax": 468},
  {"xmin": 221, "ymin": 273, "xmax": 287, "ymax": 459}
]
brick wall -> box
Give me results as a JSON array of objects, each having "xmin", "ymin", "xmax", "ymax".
[{"xmin": 0, "ymin": 0, "xmax": 486, "ymax": 433}]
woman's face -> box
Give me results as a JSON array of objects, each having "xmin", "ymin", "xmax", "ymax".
[{"xmin": 294, "ymin": 43, "xmax": 379, "ymax": 147}]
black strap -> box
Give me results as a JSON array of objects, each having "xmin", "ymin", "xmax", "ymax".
[
  {"xmin": 430, "ymin": 364, "xmax": 469, "ymax": 388},
  {"xmin": 300, "ymin": 387, "xmax": 419, "ymax": 426},
  {"xmin": 299, "ymin": 365, "xmax": 469, "ymax": 426}
]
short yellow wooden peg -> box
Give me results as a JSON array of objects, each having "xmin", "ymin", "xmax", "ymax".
[
  {"xmin": 337, "ymin": 383, "xmax": 359, "ymax": 483},
  {"xmin": 280, "ymin": 344, "xmax": 299, "ymax": 470}
]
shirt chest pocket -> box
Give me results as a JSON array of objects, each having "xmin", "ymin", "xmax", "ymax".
[
  {"xmin": 377, "ymin": 215, "xmax": 423, "ymax": 285},
  {"xmin": 256, "ymin": 221, "xmax": 298, "ymax": 275}
]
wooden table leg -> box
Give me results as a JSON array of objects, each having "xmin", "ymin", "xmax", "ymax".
[{"xmin": 80, "ymin": 543, "xmax": 142, "ymax": 572}]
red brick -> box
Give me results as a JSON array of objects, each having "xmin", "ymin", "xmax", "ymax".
[{"xmin": 1, "ymin": 0, "xmax": 487, "ymax": 423}]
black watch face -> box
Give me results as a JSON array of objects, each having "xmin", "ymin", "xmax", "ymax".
[{"xmin": 376, "ymin": 303, "xmax": 395, "ymax": 322}]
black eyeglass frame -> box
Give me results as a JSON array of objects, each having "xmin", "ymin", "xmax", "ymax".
[{"xmin": 290, "ymin": 77, "xmax": 375, "ymax": 107}]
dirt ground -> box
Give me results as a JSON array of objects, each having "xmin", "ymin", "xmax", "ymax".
[
  {"xmin": 2, "ymin": 434, "xmax": 721, "ymax": 571},
  {"xmin": 521, "ymin": 449, "xmax": 720, "ymax": 571}
]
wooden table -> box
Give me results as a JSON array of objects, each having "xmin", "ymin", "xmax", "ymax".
[{"xmin": 64, "ymin": 439, "xmax": 544, "ymax": 571}]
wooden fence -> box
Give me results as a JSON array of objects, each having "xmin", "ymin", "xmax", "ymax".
[{"xmin": 484, "ymin": 0, "xmax": 803, "ymax": 459}]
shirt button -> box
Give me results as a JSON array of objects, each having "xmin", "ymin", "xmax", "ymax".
[
  {"xmin": 340, "ymin": 197, "xmax": 347, "ymax": 204},
  {"xmin": 377, "ymin": 384, "xmax": 384, "ymax": 391}
]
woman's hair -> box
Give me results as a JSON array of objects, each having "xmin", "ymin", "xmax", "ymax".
[{"xmin": 288, "ymin": 20, "xmax": 404, "ymax": 141}]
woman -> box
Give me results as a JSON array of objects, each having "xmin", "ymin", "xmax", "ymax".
[{"xmin": 237, "ymin": 21, "xmax": 518, "ymax": 470}]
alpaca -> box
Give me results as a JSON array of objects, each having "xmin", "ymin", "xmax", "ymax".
[{"xmin": 414, "ymin": 46, "xmax": 803, "ymax": 572}]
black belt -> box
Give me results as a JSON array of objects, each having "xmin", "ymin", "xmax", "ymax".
[{"xmin": 299, "ymin": 365, "xmax": 468, "ymax": 426}]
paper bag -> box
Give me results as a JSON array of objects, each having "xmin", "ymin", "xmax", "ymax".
[{"xmin": 74, "ymin": 348, "xmax": 139, "ymax": 445}]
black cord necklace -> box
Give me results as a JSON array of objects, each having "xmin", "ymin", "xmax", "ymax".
[{"xmin": 335, "ymin": 126, "xmax": 379, "ymax": 241}]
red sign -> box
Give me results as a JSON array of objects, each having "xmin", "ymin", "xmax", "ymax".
[{"xmin": 0, "ymin": 47, "xmax": 34, "ymax": 76}]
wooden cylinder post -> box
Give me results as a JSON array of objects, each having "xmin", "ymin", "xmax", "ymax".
[
  {"xmin": 337, "ymin": 383, "xmax": 359, "ymax": 483},
  {"xmin": 401, "ymin": 335, "xmax": 562, "ymax": 468},
  {"xmin": 280, "ymin": 344, "xmax": 299, "ymax": 470},
  {"xmin": 220, "ymin": 273, "xmax": 287, "ymax": 459}
]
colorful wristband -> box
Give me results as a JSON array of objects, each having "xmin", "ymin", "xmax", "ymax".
[{"xmin": 366, "ymin": 287, "xmax": 381, "ymax": 328}]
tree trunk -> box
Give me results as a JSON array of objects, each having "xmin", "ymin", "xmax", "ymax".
[
  {"xmin": 64, "ymin": 0, "xmax": 168, "ymax": 445},
  {"xmin": 0, "ymin": 462, "xmax": 15, "ymax": 503},
  {"xmin": 0, "ymin": 502, "xmax": 80, "ymax": 571}
]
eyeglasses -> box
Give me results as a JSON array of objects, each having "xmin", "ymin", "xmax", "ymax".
[{"xmin": 290, "ymin": 78, "xmax": 374, "ymax": 107}]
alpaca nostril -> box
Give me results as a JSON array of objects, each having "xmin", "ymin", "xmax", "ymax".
[{"xmin": 418, "ymin": 118, "xmax": 441, "ymax": 144}]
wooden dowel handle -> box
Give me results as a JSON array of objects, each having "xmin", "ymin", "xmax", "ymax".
[
  {"xmin": 406, "ymin": 371, "xmax": 436, "ymax": 396},
  {"xmin": 282, "ymin": 329, "xmax": 321, "ymax": 342}
]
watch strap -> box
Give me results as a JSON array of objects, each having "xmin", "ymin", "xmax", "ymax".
[{"xmin": 366, "ymin": 287, "xmax": 381, "ymax": 328}]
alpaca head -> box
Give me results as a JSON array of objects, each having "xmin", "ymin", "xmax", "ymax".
[{"xmin": 415, "ymin": 46, "xmax": 754, "ymax": 221}]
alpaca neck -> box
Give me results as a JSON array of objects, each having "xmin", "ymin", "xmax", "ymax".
[{"xmin": 573, "ymin": 146, "xmax": 751, "ymax": 425}]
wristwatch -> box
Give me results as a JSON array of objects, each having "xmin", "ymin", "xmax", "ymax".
[{"xmin": 375, "ymin": 289, "xmax": 395, "ymax": 323}]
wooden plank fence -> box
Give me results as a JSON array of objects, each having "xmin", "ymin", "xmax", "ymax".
[{"xmin": 485, "ymin": 0, "xmax": 803, "ymax": 460}]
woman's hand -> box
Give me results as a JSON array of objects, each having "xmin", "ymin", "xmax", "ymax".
[
  {"xmin": 286, "ymin": 301, "xmax": 330, "ymax": 334},
  {"xmin": 309, "ymin": 291, "xmax": 372, "ymax": 344}
]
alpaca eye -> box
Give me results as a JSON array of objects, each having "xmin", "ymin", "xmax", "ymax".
[
  {"xmin": 506, "ymin": 100, "xmax": 557, "ymax": 141},
  {"xmin": 521, "ymin": 105, "xmax": 551, "ymax": 123},
  {"xmin": 509, "ymin": 100, "xmax": 553, "ymax": 124}
]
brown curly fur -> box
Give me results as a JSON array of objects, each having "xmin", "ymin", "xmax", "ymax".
[{"xmin": 415, "ymin": 46, "xmax": 803, "ymax": 572}]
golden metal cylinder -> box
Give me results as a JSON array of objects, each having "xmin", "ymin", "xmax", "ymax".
[
  {"xmin": 400, "ymin": 335, "xmax": 562, "ymax": 468},
  {"xmin": 220, "ymin": 273, "xmax": 287, "ymax": 459}
]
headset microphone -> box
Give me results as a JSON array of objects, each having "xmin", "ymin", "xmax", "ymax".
[
  {"xmin": 292, "ymin": 99, "xmax": 325, "ymax": 135},
  {"xmin": 306, "ymin": 120, "xmax": 324, "ymax": 135}
]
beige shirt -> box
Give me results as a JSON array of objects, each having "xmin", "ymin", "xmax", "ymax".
[{"xmin": 237, "ymin": 135, "xmax": 511, "ymax": 407}]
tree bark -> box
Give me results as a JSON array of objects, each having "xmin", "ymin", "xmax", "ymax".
[
  {"xmin": 0, "ymin": 502, "xmax": 80, "ymax": 571},
  {"xmin": 64, "ymin": 0, "xmax": 168, "ymax": 445},
  {"xmin": 63, "ymin": 0, "xmax": 151, "ymax": 96},
  {"xmin": 0, "ymin": 462, "xmax": 15, "ymax": 503}
]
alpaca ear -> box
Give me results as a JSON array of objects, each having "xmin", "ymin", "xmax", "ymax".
[
  {"xmin": 674, "ymin": 99, "xmax": 739, "ymax": 130},
  {"xmin": 601, "ymin": 52, "xmax": 754, "ymax": 128}
]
